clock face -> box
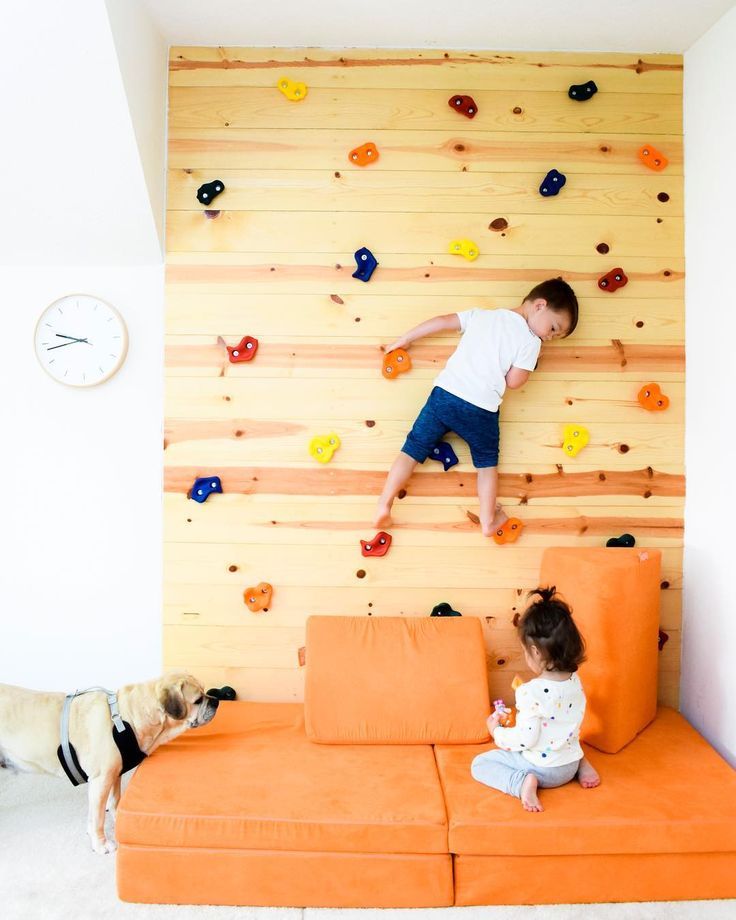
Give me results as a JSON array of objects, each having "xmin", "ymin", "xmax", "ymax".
[{"xmin": 34, "ymin": 294, "xmax": 128, "ymax": 387}]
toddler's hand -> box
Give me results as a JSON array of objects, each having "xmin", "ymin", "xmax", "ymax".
[
  {"xmin": 384, "ymin": 337, "xmax": 410, "ymax": 354},
  {"xmin": 486, "ymin": 711, "xmax": 502, "ymax": 733}
]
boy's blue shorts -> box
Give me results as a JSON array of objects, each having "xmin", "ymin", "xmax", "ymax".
[{"xmin": 402, "ymin": 387, "xmax": 499, "ymax": 468}]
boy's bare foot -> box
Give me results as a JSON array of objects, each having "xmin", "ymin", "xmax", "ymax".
[
  {"xmin": 520, "ymin": 773, "xmax": 543, "ymax": 812},
  {"xmin": 373, "ymin": 504, "xmax": 393, "ymax": 529},
  {"xmin": 481, "ymin": 503, "xmax": 508, "ymax": 538},
  {"xmin": 577, "ymin": 757, "xmax": 601, "ymax": 789}
]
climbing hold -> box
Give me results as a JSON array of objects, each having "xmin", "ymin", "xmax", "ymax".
[
  {"xmin": 430, "ymin": 602, "xmax": 462, "ymax": 617},
  {"xmin": 352, "ymin": 247, "xmax": 378, "ymax": 282},
  {"xmin": 638, "ymin": 382, "xmax": 670, "ymax": 411},
  {"xmin": 493, "ymin": 518, "xmax": 524, "ymax": 545},
  {"xmin": 360, "ymin": 531, "xmax": 392, "ymax": 558},
  {"xmin": 429, "ymin": 441, "xmax": 459, "ymax": 471},
  {"xmin": 568, "ymin": 80, "xmax": 598, "ymax": 101},
  {"xmin": 309, "ymin": 433, "xmax": 341, "ymax": 464},
  {"xmin": 382, "ymin": 348, "xmax": 412, "ymax": 380},
  {"xmin": 243, "ymin": 582, "xmax": 273, "ymax": 613},
  {"xmin": 348, "ymin": 142, "xmax": 379, "ymax": 166},
  {"xmin": 638, "ymin": 144, "xmax": 668, "ymax": 171},
  {"xmin": 449, "ymin": 238, "xmax": 480, "ymax": 261},
  {"xmin": 658, "ymin": 629, "xmax": 669, "ymax": 651},
  {"xmin": 448, "ymin": 94, "xmax": 477, "ymax": 118},
  {"xmin": 598, "ymin": 268, "xmax": 628, "ymax": 292},
  {"xmin": 493, "ymin": 699, "xmax": 516, "ymax": 728},
  {"xmin": 606, "ymin": 533, "xmax": 636, "ymax": 548},
  {"xmin": 207, "ymin": 686, "xmax": 237, "ymax": 701},
  {"xmin": 277, "ymin": 76, "xmax": 308, "ymax": 101},
  {"xmin": 196, "ymin": 180, "xmax": 225, "ymax": 205},
  {"xmin": 539, "ymin": 169, "xmax": 567, "ymax": 197},
  {"xmin": 226, "ymin": 335, "xmax": 259, "ymax": 363},
  {"xmin": 562, "ymin": 424, "xmax": 589, "ymax": 457},
  {"xmin": 188, "ymin": 476, "xmax": 223, "ymax": 503}
]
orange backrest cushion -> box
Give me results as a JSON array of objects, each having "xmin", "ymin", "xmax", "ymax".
[
  {"xmin": 304, "ymin": 616, "xmax": 491, "ymax": 744},
  {"xmin": 539, "ymin": 547, "xmax": 661, "ymax": 753}
]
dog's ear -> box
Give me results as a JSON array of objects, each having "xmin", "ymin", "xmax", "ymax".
[{"xmin": 159, "ymin": 680, "xmax": 187, "ymax": 721}]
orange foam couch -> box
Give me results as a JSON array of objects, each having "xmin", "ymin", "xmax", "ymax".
[{"xmin": 116, "ymin": 548, "xmax": 736, "ymax": 906}]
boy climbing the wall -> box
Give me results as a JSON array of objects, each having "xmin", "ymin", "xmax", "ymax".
[{"xmin": 373, "ymin": 278, "xmax": 579, "ymax": 537}]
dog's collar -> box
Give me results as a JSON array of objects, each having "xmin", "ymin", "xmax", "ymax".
[{"xmin": 57, "ymin": 687, "xmax": 146, "ymax": 786}]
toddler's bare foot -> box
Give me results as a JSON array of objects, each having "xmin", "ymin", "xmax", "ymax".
[
  {"xmin": 520, "ymin": 774, "xmax": 543, "ymax": 812},
  {"xmin": 481, "ymin": 503, "xmax": 508, "ymax": 538},
  {"xmin": 577, "ymin": 756, "xmax": 601, "ymax": 789},
  {"xmin": 373, "ymin": 504, "xmax": 393, "ymax": 529}
]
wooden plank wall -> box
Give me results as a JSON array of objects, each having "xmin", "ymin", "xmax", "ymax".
[{"xmin": 163, "ymin": 48, "xmax": 684, "ymax": 705}]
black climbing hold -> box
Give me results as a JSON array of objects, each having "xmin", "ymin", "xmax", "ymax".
[
  {"xmin": 207, "ymin": 686, "xmax": 237, "ymax": 701},
  {"xmin": 606, "ymin": 533, "xmax": 636, "ymax": 548},
  {"xmin": 197, "ymin": 179, "xmax": 225, "ymax": 204},
  {"xmin": 430, "ymin": 602, "xmax": 462, "ymax": 617},
  {"xmin": 568, "ymin": 81, "xmax": 598, "ymax": 101}
]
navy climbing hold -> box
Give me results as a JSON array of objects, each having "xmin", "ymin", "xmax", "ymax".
[
  {"xmin": 429, "ymin": 441, "xmax": 459, "ymax": 471},
  {"xmin": 352, "ymin": 247, "xmax": 378, "ymax": 282},
  {"xmin": 189, "ymin": 476, "xmax": 223, "ymax": 503},
  {"xmin": 539, "ymin": 169, "xmax": 567, "ymax": 197}
]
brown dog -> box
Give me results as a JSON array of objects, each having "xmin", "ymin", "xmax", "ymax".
[{"xmin": 0, "ymin": 673, "xmax": 218, "ymax": 853}]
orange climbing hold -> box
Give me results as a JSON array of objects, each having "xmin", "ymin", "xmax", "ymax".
[
  {"xmin": 493, "ymin": 517, "xmax": 524, "ymax": 546},
  {"xmin": 244, "ymin": 582, "xmax": 273, "ymax": 613},
  {"xmin": 638, "ymin": 144, "xmax": 669, "ymax": 171},
  {"xmin": 638, "ymin": 382, "xmax": 670, "ymax": 411},
  {"xmin": 348, "ymin": 142, "xmax": 379, "ymax": 166},
  {"xmin": 382, "ymin": 348, "xmax": 412, "ymax": 380}
]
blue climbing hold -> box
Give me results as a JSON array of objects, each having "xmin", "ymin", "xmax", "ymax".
[
  {"xmin": 429, "ymin": 441, "xmax": 459, "ymax": 471},
  {"xmin": 189, "ymin": 476, "xmax": 223, "ymax": 503},
  {"xmin": 352, "ymin": 247, "xmax": 378, "ymax": 282},
  {"xmin": 539, "ymin": 169, "xmax": 567, "ymax": 197},
  {"xmin": 568, "ymin": 80, "xmax": 598, "ymax": 101}
]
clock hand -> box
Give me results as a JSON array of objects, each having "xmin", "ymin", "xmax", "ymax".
[
  {"xmin": 47, "ymin": 339, "xmax": 88, "ymax": 351},
  {"xmin": 55, "ymin": 334, "xmax": 89, "ymax": 343}
]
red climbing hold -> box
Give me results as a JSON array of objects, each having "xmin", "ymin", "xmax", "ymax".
[
  {"xmin": 360, "ymin": 531, "xmax": 392, "ymax": 558},
  {"xmin": 226, "ymin": 335, "xmax": 259, "ymax": 363},
  {"xmin": 448, "ymin": 95, "xmax": 477, "ymax": 119},
  {"xmin": 598, "ymin": 268, "xmax": 628, "ymax": 292}
]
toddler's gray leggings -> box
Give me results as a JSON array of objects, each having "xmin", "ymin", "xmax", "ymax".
[{"xmin": 471, "ymin": 749, "xmax": 582, "ymax": 799}]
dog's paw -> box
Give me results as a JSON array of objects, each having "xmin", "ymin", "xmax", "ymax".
[{"xmin": 90, "ymin": 835, "xmax": 117, "ymax": 855}]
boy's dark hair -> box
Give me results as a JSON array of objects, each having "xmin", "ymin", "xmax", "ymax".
[
  {"xmin": 524, "ymin": 277, "xmax": 578, "ymax": 337},
  {"xmin": 517, "ymin": 586, "xmax": 586, "ymax": 673}
]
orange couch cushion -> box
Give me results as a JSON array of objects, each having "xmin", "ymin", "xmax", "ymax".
[
  {"xmin": 539, "ymin": 546, "xmax": 661, "ymax": 753},
  {"xmin": 116, "ymin": 702, "xmax": 449, "ymax": 854},
  {"xmin": 304, "ymin": 615, "xmax": 490, "ymax": 744},
  {"xmin": 435, "ymin": 707, "xmax": 736, "ymax": 857}
]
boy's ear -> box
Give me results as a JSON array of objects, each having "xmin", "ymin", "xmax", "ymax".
[{"xmin": 533, "ymin": 298, "xmax": 548, "ymax": 312}]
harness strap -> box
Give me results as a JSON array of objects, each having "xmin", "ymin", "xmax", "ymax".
[{"xmin": 57, "ymin": 686, "xmax": 143, "ymax": 786}]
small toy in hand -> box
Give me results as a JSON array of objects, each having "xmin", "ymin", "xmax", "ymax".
[{"xmin": 493, "ymin": 698, "xmax": 516, "ymax": 728}]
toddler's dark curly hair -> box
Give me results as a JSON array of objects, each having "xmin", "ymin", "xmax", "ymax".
[{"xmin": 517, "ymin": 586, "xmax": 586, "ymax": 673}]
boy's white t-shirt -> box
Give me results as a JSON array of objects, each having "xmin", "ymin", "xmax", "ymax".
[
  {"xmin": 492, "ymin": 672, "xmax": 586, "ymax": 768},
  {"xmin": 433, "ymin": 308, "xmax": 541, "ymax": 412}
]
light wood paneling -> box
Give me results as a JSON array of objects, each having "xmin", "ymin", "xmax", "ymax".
[{"xmin": 164, "ymin": 48, "xmax": 684, "ymax": 707}]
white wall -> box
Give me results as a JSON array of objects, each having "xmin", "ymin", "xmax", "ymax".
[
  {"xmin": 0, "ymin": 0, "xmax": 162, "ymax": 265},
  {"xmin": 0, "ymin": 0, "xmax": 166, "ymax": 690},
  {"xmin": 681, "ymin": 4, "xmax": 736, "ymax": 766}
]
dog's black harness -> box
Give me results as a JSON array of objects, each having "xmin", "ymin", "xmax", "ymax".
[{"xmin": 56, "ymin": 687, "xmax": 147, "ymax": 786}]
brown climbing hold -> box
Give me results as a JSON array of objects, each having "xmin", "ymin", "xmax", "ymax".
[
  {"xmin": 365, "ymin": 419, "xmax": 376, "ymax": 427},
  {"xmin": 596, "ymin": 243, "xmax": 610, "ymax": 254},
  {"xmin": 657, "ymin": 629, "xmax": 669, "ymax": 651},
  {"xmin": 489, "ymin": 218, "xmax": 509, "ymax": 232}
]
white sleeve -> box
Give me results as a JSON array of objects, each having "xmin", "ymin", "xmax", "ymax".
[
  {"xmin": 457, "ymin": 309, "xmax": 478, "ymax": 334},
  {"xmin": 512, "ymin": 335, "xmax": 541, "ymax": 372},
  {"xmin": 492, "ymin": 685, "xmax": 542, "ymax": 752}
]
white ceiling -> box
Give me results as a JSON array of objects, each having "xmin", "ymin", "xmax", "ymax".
[{"xmin": 139, "ymin": 0, "xmax": 735, "ymax": 53}]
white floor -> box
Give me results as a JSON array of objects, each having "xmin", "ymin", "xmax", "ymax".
[{"xmin": 0, "ymin": 770, "xmax": 733, "ymax": 920}]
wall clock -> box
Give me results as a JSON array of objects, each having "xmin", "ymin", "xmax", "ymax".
[{"xmin": 34, "ymin": 294, "xmax": 129, "ymax": 387}]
